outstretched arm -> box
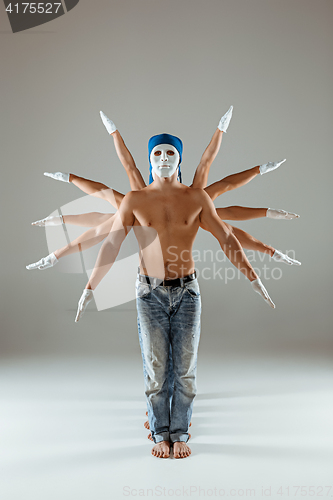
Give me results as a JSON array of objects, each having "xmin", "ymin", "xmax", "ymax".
[
  {"xmin": 204, "ymin": 159, "xmax": 286, "ymax": 201},
  {"xmin": 100, "ymin": 111, "xmax": 146, "ymax": 191},
  {"xmin": 220, "ymin": 222, "xmax": 301, "ymax": 265},
  {"xmin": 26, "ymin": 215, "xmax": 116, "ymax": 270},
  {"xmin": 44, "ymin": 171, "xmax": 125, "ymax": 209},
  {"xmin": 31, "ymin": 212, "xmax": 114, "ymax": 227},
  {"xmin": 191, "ymin": 106, "xmax": 233, "ymax": 189},
  {"xmin": 198, "ymin": 189, "xmax": 275, "ymax": 308},
  {"xmin": 216, "ymin": 206, "xmax": 300, "ymax": 221},
  {"xmin": 205, "ymin": 166, "xmax": 260, "ymax": 200}
]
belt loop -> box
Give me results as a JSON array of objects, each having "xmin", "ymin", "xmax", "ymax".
[{"xmin": 180, "ymin": 276, "xmax": 184, "ymax": 287}]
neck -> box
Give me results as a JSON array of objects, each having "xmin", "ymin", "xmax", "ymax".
[{"xmin": 151, "ymin": 172, "xmax": 180, "ymax": 189}]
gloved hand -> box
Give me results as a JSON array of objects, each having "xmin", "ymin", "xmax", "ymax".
[
  {"xmin": 251, "ymin": 278, "xmax": 275, "ymax": 308},
  {"xmin": 218, "ymin": 105, "xmax": 233, "ymax": 133},
  {"xmin": 75, "ymin": 289, "xmax": 94, "ymax": 322},
  {"xmin": 272, "ymin": 250, "xmax": 301, "ymax": 266},
  {"xmin": 44, "ymin": 172, "xmax": 70, "ymax": 182},
  {"xmin": 100, "ymin": 111, "xmax": 117, "ymax": 135},
  {"xmin": 31, "ymin": 216, "xmax": 64, "ymax": 227},
  {"xmin": 267, "ymin": 209, "xmax": 300, "ymax": 220},
  {"xmin": 259, "ymin": 159, "xmax": 286, "ymax": 175},
  {"xmin": 26, "ymin": 252, "xmax": 58, "ymax": 270}
]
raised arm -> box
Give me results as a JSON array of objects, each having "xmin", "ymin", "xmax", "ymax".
[
  {"xmin": 100, "ymin": 111, "xmax": 146, "ymax": 191},
  {"xmin": 75, "ymin": 192, "xmax": 136, "ymax": 322},
  {"xmin": 204, "ymin": 159, "xmax": 286, "ymax": 201},
  {"xmin": 198, "ymin": 189, "xmax": 275, "ymax": 308},
  {"xmin": 191, "ymin": 106, "xmax": 233, "ymax": 189}
]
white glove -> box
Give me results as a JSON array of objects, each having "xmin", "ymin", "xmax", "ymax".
[
  {"xmin": 218, "ymin": 105, "xmax": 233, "ymax": 133},
  {"xmin": 100, "ymin": 111, "xmax": 117, "ymax": 135},
  {"xmin": 31, "ymin": 215, "xmax": 64, "ymax": 227},
  {"xmin": 272, "ymin": 250, "xmax": 301, "ymax": 266},
  {"xmin": 259, "ymin": 159, "xmax": 286, "ymax": 175},
  {"xmin": 44, "ymin": 172, "xmax": 70, "ymax": 183},
  {"xmin": 251, "ymin": 278, "xmax": 275, "ymax": 308},
  {"xmin": 75, "ymin": 289, "xmax": 94, "ymax": 322},
  {"xmin": 267, "ymin": 209, "xmax": 300, "ymax": 220},
  {"xmin": 26, "ymin": 252, "xmax": 58, "ymax": 270}
]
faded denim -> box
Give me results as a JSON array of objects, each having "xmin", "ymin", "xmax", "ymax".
[{"xmin": 136, "ymin": 276, "xmax": 201, "ymax": 444}]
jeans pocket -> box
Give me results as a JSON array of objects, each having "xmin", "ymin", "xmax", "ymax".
[
  {"xmin": 136, "ymin": 281, "xmax": 151, "ymax": 299},
  {"xmin": 184, "ymin": 280, "xmax": 200, "ymax": 299}
]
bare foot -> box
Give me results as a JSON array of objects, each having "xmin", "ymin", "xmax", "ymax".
[
  {"xmin": 151, "ymin": 441, "xmax": 170, "ymax": 458},
  {"xmin": 173, "ymin": 441, "xmax": 191, "ymax": 459},
  {"xmin": 148, "ymin": 432, "xmax": 191, "ymax": 441}
]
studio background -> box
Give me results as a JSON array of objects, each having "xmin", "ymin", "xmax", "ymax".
[
  {"xmin": 1, "ymin": 0, "xmax": 332, "ymax": 357},
  {"xmin": 0, "ymin": 1, "xmax": 332, "ymax": 498}
]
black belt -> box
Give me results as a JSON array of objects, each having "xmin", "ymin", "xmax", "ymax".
[{"xmin": 138, "ymin": 271, "xmax": 197, "ymax": 288}]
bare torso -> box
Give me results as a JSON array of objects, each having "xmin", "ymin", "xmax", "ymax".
[{"xmin": 130, "ymin": 183, "xmax": 203, "ymax": 279}]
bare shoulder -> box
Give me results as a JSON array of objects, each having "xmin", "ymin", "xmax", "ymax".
[
  {"xmin": 121, "ymin": 190, "xmax": 144, "ymax": 207},
  {"xmin": 188, "ymin": 187, "xmax": 213, "ymax": 206}
]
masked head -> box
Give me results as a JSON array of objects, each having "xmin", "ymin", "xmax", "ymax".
[{"xmin": 148, "ymin": 133, "xmax": 183, "ymax": 184}]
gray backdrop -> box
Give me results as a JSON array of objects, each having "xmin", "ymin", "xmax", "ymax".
[{"xmin": 1, "ymin": 0, "xmax": 332, "ymax": 358}]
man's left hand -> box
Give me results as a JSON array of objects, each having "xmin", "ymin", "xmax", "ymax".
[{"xmin": 75, "ymin": 289, "xmax": 94, "ymax": 322}]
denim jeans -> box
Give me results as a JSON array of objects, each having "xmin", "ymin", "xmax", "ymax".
[{"xmin": 136, "ymin": 275, "xmax": 201, "ymax": 444}]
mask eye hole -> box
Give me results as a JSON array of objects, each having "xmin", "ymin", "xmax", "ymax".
[
  {"xmin": 167, "ymin": 151, "xmax": 174, "ymax": 155},
  {"xmin": 154, "ymin": 151, "xmax": 161, "ymax": 156}
]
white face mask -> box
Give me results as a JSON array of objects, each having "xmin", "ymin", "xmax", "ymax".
[{"xmin": 150, "ymin": 144, "xmax": 180, "ymax": 179}]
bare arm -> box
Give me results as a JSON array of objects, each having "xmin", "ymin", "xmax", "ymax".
[
  {"xmin": 191, "ymin": 106, "xmax": 233, "ymax": 188},
  {"xmin": 216, "ymin": 206, "xmax": 267, "ymax": 221},
  {"xmin": 191, "ymin": 128, "xmax": 223, "ymax": 188},
  {"xmin": 54, "ymin": 215, "xmax": 116, "ymax": 259},
  {"xmin": 198, "ymin": 190, "xmax": 257, "ymax": 282},
  {"xmin": 204, "ymin": 166, "xmax": 260, "ymax": 201},
  {"xmin": 69, "ymin": 173, "xmax": 125, "ymax": 209},
  {"xmin": 62, "ymin": 212, "xmax": 115, "ymax": 227},
  {"xmin": 111, "ymin": 130, "xmax": 146, "ymax": 191},
  {"xmin": 86, "ymin": 192, "xmax": 136, "ymax": 290}
]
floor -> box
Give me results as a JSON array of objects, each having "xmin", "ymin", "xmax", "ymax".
[{"xmin": 0, "ymin": 353, "xmax": 332, "ymax": 500}]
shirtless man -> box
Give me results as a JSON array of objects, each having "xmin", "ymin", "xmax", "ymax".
[{"xmin": 76, "ymin": 133, "xmax": 274, "ymax": 459}]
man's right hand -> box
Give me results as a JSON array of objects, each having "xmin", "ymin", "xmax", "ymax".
[
  {"xmin": 26, "ymin": 253, "xmax": 58, "ymax": 270},
  {"xmin": 31, "ymin": 216, "xmax": 63, "ymax": 227},
  {"xmin": 251, "ymin": 278, "xmax": 276, "ymax": 308},
  {"xmin": 44, "ymin": 172, "xmax": 70, "ymax": 183}
]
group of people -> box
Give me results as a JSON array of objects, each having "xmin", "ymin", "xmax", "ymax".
[{"xmin": 26, "ymin": 106, "xmax": 300, "ymax": 458}]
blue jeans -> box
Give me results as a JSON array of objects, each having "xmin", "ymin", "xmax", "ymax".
[{"xmin": 136, "ymin": 276, "xmax": 201, "ymax": 444}]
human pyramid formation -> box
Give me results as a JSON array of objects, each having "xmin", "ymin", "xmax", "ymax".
[{"xmin": 26, "ymin": 106, "xmax": 301, "ymax": 459}]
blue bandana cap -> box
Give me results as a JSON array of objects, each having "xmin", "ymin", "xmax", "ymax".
[{"xmin": 148, "ymin": 133, "xmax": 183, "ymax": 184}]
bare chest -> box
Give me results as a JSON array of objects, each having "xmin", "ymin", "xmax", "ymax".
[{"xmin": 134, "ymin": 195, "xmax": 200, "ymax": 229}]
